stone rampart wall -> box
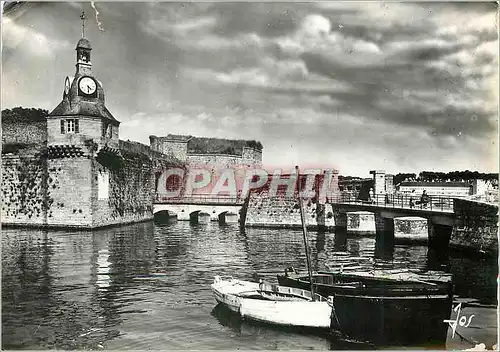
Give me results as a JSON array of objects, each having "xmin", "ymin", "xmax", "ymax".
[
  {"xmin": 241, "ymin": 147, "xmax": 262, "ymax": 166},
  {"xmin": 92, "ymin": 152, "xmax": 155, "ymax": 227},
  {"xmin": 2, "ymin": 121, "xmax": 47, "ymax": 145},
  {"xmin": 1, "ymin": 148, "xmax": 48, "ymax": 226},
  {"xmin": 2, "ymin": 141, "xmax": 182, "ymax": 228},
  {"xmin": 46, "ymin": 157, "xmax": 93, "ymax": 227},
  {"xmin": 451, "ymin": 198, "xmax": 498, "ymax": 254},
  {"xmin": 244, "ymin": 189, "xmax": 335, "ymax": 229},
  {"xmin": 187, "ymin": 153, "xmax": 242, "ymax": 167},
  {"xmin": 149, "ymin": 136, "xmax": 188, "ymax": 161}
]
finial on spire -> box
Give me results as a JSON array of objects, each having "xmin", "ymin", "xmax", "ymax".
[{"xmin": 80, "ymin": 10, "xmax": 87, "ymax": 38}]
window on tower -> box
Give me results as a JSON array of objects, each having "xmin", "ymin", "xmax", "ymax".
[
  {"xmin": 102, "ymin": 122, "xmax": 111, "ymax": 138},
  {"xmin": 61, "ymin": 119, "xmax": 80, "ymax": 134},
  {"xmin": 80, "ymin": 52, "xmax": 89, "ymax": 63}
]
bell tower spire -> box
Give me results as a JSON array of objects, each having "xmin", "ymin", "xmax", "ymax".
[
  {"xmin": 75, "ymin": 10, "xmax": 92, "ymax": 75},
  {"xmin": 80, "ymin": 10, "xmax": 86, "ymax": 38}
]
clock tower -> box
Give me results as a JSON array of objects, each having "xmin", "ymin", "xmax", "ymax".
[
  {"xmin": 45, "ymin": 11, "xmax": 121, "ymax": 228},
  {"xmin": 47, "ymin": 11, "xmax": 120, "ymax": 150}
]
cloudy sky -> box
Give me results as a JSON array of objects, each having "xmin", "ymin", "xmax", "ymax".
[{"xmin": 2, "ymin": 2, "xmax": 498, "ymax": 176}]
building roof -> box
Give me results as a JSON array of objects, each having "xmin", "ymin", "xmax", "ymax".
[
  {"xmin": 165, "ymin": 134, "xmax": 193, "ymax": 141},
  {"xmin": 49, "ymin": 100, "xmax": 119, "ymax": 125},
  {"xmin": 76, "ymin": 38, "xmax": 92, "ymax": 50},
  {"xmin": 400, "ymin": 181, "xmax": 470, "ymax": 188},
  {"xmin": 151, "ymin": 134, "xmax": 263, "ymax": 153}
]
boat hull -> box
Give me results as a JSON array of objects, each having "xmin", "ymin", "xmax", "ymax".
[
  {"xmin": 211, "ymin": 276, "xmax": 332, "ymax": 329},
  {"xmin": 278, "ymin": 273, "xmax": 453, "ymax": 346},
  {"xmin": 333, "ymin": 293, "xmax": 452, "ymax": 346},
  {"xmin": 239, "ymin": 299, "xmax": 332, "ymax": 329}
]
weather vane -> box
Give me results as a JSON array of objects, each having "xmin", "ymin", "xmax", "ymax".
[{"xmin": 80, "ymin": 10, "xmax": 86, "ymax": 38}]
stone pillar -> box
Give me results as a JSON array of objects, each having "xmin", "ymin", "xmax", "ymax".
[
  {"xmin": 334, "ymin": 230, "xmax": 348, "ymax": 252},
  {"xmin": 315, "ymin": 203, "xmax": 326, "ymax": 228},
  {"xmin": 370, "ymin": 170, "xmax": 386, "ymax": 196},
  {"xmin": 427, "ymin": 220, "xmax": 452, "ymax": 249},
  {"xmin": 385, "ymin": 174, "xmax": 394, "ymax": 194},
  {"xmin": 333, "ymin": 209, "xmax": 347, "ymax": 229},
  {"xmin": 319, "ymin": 204, "xmax": 336, "ymax": 231},
  {"xmin": 374, "ymin": 212, "xmax": 395, "ymax": 247}
]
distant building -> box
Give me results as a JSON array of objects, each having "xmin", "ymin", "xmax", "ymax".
[
  {"xmin": 150, "ymin": 134, "xmax": 262, "ymax": 168},
  {"xmin": 369, "ymin": 170, "xmax": 394, "ymax": 195},
  {"xmin": 385, "ymin": 174, "xmax": 395, "ymax": 194},
  {"xmin": 397, "ymin": 181, "xmax": 471, "ymax": 197},
  {"xmin": 338, "ymin": 178, "xmax": 371, "ymax": 193},
  {"xmin": 471, "ymin": 179, "xmax": 497, "ymax": 196}
]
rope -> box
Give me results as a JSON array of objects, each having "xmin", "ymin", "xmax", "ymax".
[
  {"xmin": 327, "ymin": 297, "xmax": 341, "ymax": 329},
  {"xmin": 455, "ymin": 330, "xmax": 478, "ymax": 347}
]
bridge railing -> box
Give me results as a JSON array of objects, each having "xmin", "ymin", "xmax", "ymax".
[
  {"xmin": 328, "ymin": 193, "xmax": 455, "ymax": 212},
  {"xmin": 156, "ymin": 193, "xmax": 244, "ymax": 205}
]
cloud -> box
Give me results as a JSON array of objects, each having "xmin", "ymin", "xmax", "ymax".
[
  {"xmin": 2, "ymin": 17, "xmax": 71, "ymax": 58},
  {"xmin": 275, "ymin": 14, "xmax": 383, "ymax": 67},
  {"xmin": 171, "ymin": 16, "xmax": 216, "ymax": 35},
  {"xmin": 2, "ymin": 2, "xmax": 498, "ymax": 175}
]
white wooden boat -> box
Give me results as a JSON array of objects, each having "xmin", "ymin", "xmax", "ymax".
[{"xmin": 211, "ymin": 276, "xmax": 333, "ymax": 329}]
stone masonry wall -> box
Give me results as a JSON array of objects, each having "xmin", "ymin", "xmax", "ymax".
[
  {"xmin": 92, "ymin": 141, "xmax": 182, "ymax": 227},
  {"xmin": 347, "ymin": 212, "xmax": 375, "ymax": 233},
  {"xmin": 2, "ymin": 142, "xmax": 178, "ymax": 228},
  {"xmin": 149, "ymin": 136, "xmax": 188, "ymax": 162},
  {"xmin": 47, "ymin": 116, "xmax": 102, "ymax": 145},
  {"xmin": 451, "ymin": 198, "xmax": 498, "ymax": 254},
  {"xmin": 245, "ymin": 189, "xmax": 335, "ymax": 230},
  {"xmin": 46, "ymin": 157, "xmax": 93, "ymax": 227},
  {"xmin": 92, "ymin": 154, "xmax": 155, "ymax": 227},
  {"xmin": 187, "ymin": 153, "xmax": 242, "ymax": 167},
  {"xmin": 2, "ymin": 121, "xmax": 47, "ymax": 145},
  {"xmin": 1, "ymin": 147, "xmax": 48, "ymax": 226},
  {"xmin": 241, "ymin": 147, "xmax": 262, "ymax": 166}
]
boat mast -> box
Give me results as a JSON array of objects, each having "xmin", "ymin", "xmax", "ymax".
[{"xmin": 295, "ymin": 165, "xmax": 315, "ymax": 300}]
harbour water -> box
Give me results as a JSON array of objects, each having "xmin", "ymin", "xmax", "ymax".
[{"xmin": 2, "ymin": 221, "xmax": 497, "ymax": 350}]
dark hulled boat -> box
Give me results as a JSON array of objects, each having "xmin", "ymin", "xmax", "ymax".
[{"xmin": 277, "ymin": 268, "xmax": 454, "ymax": 346}]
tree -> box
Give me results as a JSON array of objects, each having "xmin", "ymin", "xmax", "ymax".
[{"xmin": 2, "ymin": 107, "xmax": 49, "ymax": 123}]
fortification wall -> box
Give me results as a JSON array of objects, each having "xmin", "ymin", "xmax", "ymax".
[
  {"xmin": 91, "ymin": 142, "xmax": 184, "ymax": 227},
  {"xmin": 245, "ymin": 189, "xmax": 335, "ymax": 230},
  {"xmin": 92, "ymin": 152, "xmax": 155, "ymax": 227},
  {"xmin": 1, "ymin": 147, "xmax": 48, "ymax": 226},
  {"xmin": 149, "ymin": 136, "xmax": 188, "ymax": 161},
  {"xmin": 187, "ymin": 153, "xmax": 242, "ymax": 167},
  {"xmin": 451, "ymin": 198, "xmax": 498, "ymax": 254},
  {"xmin": 46, "ymin": 156, "xmax": 93, "ymax": 227},
  {"xmin": 2, "ymin": 139, "xmax": 182, "ymax": 228},
  {"xmin": 241, "ymin": 147, "xmax": 262, "ymax": 167},
  {"xmin": 2, "ymin": 121, "xmax": 47, "ymax": 145}
]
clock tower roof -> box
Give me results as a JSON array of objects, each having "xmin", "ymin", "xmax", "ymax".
[
  {"xmin": 49, "ymin": 97, "xmax": 119, "ymax": 125},
  {"xmin": 76, "ymin": 38, "xmax": 92, "ymax": 50},
  {"xmin": 49, "ymin": 24, "xmax": 119, "ymax": 126},
  {"xmin": 49, "ymin": 72, "xmax": 120, "ymax": 125}
]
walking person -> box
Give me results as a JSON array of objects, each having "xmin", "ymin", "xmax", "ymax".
[{"xmin": 420, "ymin": 190, "xmax": 429, "ymax": 208}]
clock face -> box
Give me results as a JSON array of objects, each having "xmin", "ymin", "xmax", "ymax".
[
  {"xmin": 64, "ymin": 77, "xmax": 71, "ymax": 95},
  {"xmin": 79, "ymin": 76, "xmax": 97, "ymax": 95}
]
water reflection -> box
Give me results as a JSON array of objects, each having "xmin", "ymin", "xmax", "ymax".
[{"xmin": 2, "ymin": 221, "xmax": 497, "ymax": 350}]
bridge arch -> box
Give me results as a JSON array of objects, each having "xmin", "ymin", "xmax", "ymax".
[
  {"xmin": 189, "ymin": 210, "xmax": 211, "ymax": 224},
  {"xmin": 218, "ymin": 211, "xmax": 239, "ymax": 225},
  {"xmin": 153, "ymin": 209, "xmax": 177, "ymax": 224}
]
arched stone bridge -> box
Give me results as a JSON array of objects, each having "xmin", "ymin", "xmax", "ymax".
[{"xmin": 153, "ymin": 195, "xmax": 243, "ymax": 224}]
